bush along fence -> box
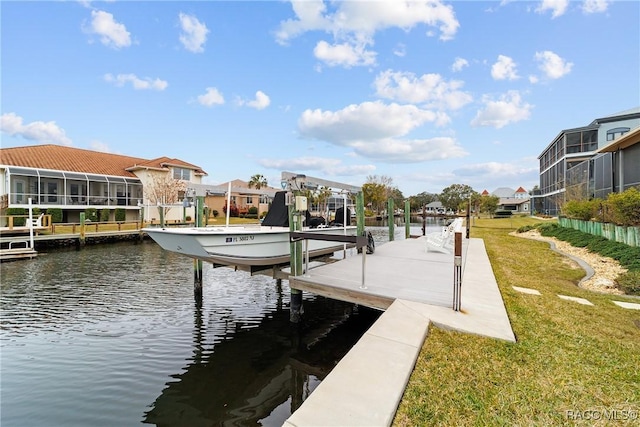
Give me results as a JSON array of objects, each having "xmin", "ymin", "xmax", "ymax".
[{"xmin": 558, "ymin": 217, "xmax": 640, "ymax": 247}]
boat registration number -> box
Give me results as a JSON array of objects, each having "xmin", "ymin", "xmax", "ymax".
[{"xmin": 225, "ymin": 235, "xmax": 255, "ymax": 243}]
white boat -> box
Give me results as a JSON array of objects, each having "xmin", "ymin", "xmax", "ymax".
[
  {"xmin": 144, "ymin": 224, "xmax": 357, "ymax": 267},
  {"xmin": 143, "ymin": 191, "xmax": 358, "ymax": 267}
]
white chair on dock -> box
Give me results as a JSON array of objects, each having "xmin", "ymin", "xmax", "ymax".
[
  {"xmin": 30, "ymin": 213, "xmax": 44, "ymax": 228},
  {"xmin": 425, "ymin": 218, "xmax": 463, "ymax": 254}
]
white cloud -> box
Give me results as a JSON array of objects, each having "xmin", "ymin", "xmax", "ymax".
[
  {"xmin": 393, "ymin": 43, "xmax": 406, "ymax": 57},
  {"xmin": 104, "ymin": 73, "xmax": 168, "ymax": 90},
  {"xmin": 178, "ymin": 13, "xmax": 209, "ymax": 53},
  {"xmin": 491, "ymin": 55, "xmax": 519, "ymax": 80},
  {"xmin": 276, "ymin": 0, "xmax": 459, "ymax": 68},
  {"xmin": 452, "ymin": 160, "xmax": 539, "ymax": 191},
  {"xmin": 299, "ymin": 101, "xmax": 446, "ymax": 143},
  {"xmin": 89, "ymin": 140, "xmax": 112, "ymax": 153},
  {"xmin": 297, "ymin": 101, "xmax": 466, "ymax": 163},
  {"xmin": 582, "ymin": 0, "xmax": 609, "ymax": 14},
  {"xmin": 86, "ymin": 10, "xmax": 131, "ymax": 49},
  {"xmin": 238, "ymin": 91, "xmax": 271, "ymax": 110},
  {"xmin": 451, "ymin": 57, "xmax": 469, "ymax": 72},
  {"xmin": 374, "ymin": 70, "xmax": 472, "ymax": 110},
  {"xmin": 534, "ymin": 51, "xmax": 573, "ymax": 79},
  {"xmin": 453, "ymin": 161, "xmax": 537, "ymax": 178},
  {"xmin": 258, "ymin": 156, "xmax": 376, "ymax": 176},
  {"xmin": 535, "ymin": 0, "xmax": 569, "ymax": 18},
  {"xmin": 1, "ymin": 112, "xmax": 72, "ymax": 146},
  {"xmin": 350, "ymin": 136, "xmax": 468, "ymax": 163},
  {"xmin": 314, "ymin": 40, "xmax": 377, "ymax": 68},
  {"xmin": 197, "ymin": 87, "xmax": 225, "ymax": 107},
  {"xmin": 471, "ymin": 91, "xmax": 533, "ymax": 129}
]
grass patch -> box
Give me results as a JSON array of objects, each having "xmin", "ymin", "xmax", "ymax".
[{"xmin": 393, "ymin": 217, "xmax": 640, "ymax": 426}]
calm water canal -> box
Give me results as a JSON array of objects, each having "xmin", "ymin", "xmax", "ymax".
[{"xmin": 0, "ymin": 220, "xmax": 442, "ymax": 426}]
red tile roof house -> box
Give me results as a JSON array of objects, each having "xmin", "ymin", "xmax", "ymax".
[
  {"xmin": 491, "ymin": 186, "xmax": 531, "ymax": 213},
  {"xmin": 0, "ymin": 144, "xmax": 207, "ymax": 224}
]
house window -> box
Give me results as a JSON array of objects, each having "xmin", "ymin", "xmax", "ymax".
[
  {"xmin": 606, "ymin": 127, "xmax": 630, "ymax": 141},
  {"xmin": 173, "ymin": 167, "xmax": 191, "ymax": 180},
  {"xmin": 40, "ymin": 181, "xmax": 59, "ymax": 203},
  {"xmin": 246, "ymin": 196, "xmax": 253, "ymax": 204},
  {"xmin": 14, "ymin": 180, "xmax": 25, "ymax": 203}
]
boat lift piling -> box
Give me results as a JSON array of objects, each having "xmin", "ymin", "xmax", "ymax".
[
  {"xmin": 387, "ymin": 198, "xmax": 394, "ymax": 241},
  {"xmin": 182, "ymin": 189, "xmax": 206, "ymax": 301},
  {"xmin": 281, "ymin": 172, "xmax": 363, "ymax": 324}
]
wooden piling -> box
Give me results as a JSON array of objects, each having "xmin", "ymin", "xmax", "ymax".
[
  {"xmin": 404, "ymin": 200, "xmax": 410, "ymax": 239},
  {"xmin": 356, "ymin": 191, "xmax": 365, "ymax": 237},
  {"xmin": 194, "ymin": 196, "xmax": 204, "ymax": 299},
  {"xmin": 387, "ymin": 198, "xmax": 394, "ymax": 241},
  {"xmin": 288, "ymin": 200, "xmax": 304, "ymax": 323},
  {"xmin": 79, "ymin": 212, "xmax": 86, "ymax": 246}
]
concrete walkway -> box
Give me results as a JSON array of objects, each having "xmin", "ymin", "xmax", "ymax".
[{"xmin": 284, "ymin": 236, "xmax": 515, "ymax": 427}]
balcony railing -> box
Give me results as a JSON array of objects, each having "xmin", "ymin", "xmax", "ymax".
[{"xmin": 8, "ymin": 193, "xmax": 141, "ymax": 207}]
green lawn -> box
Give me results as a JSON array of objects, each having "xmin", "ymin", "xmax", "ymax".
[{"xmin": 393, "ymin": 217, "xmax": 640, "ymax": 426}]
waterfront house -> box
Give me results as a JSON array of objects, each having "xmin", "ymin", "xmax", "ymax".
[
  {"xmin": 0, "ymin": 144, "xmax": 206, "ymax": 224},
  {"xmin": 537, "ymin": 107, "xmax": 640, "ymax": 215},
  {"xmin": 492, "ymin": 186, "xmax": 531, "ymax": 214},
  {"xmin": 424, "ymin": 201, "xmax": 444, "ymax": 215}
]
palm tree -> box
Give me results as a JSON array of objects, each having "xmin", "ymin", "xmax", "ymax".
[{"xmin": 248, "ymin": 174, "xmax": 268, "ymax": 189}]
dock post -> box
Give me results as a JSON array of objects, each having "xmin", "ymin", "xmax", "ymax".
[
  {"xmin": 422, "ymin": 204, "xmax": 426, "ymax": 236},
  {"xmin": 388, "ymin": 198, "xmax": 394, "ymax": 241},
  {"xmin": 466, "ymin": 198, "xmax": 471, "ymax": 239},
  {"xmin": 138, "ymin": 205, "xmax": 145, "ymax": 241},
  {"xmin": 79, "ymin": 212, "xmax": 86, "ymax": 246},
  {"xmin": 453, "ymin": 232, "xmax": 463, "ymax": 311},
  {"xmin": 404, "ymin": 200, "xmax": 410, "ymax": 239},
  {"xmin": 28, "ymin": 198, "xmax": 35, "ymax": 250},
  {"xmin": 194, "ymin": 196, "xmax": 204, "ymax": 299},
  {"xmin": 289, "ymin": 200, "xmax": 304, "ymax": 323},
  {"xmin": 356, "ymin": 191, "xmax": 364, "ymax": 237}
]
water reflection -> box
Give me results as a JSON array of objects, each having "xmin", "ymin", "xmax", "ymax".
[
  {"xmin": 144, "ymin": 295, "xmax": 377, "ymax": 426},
  {"xmin": 0, "ymin": 241, "xmax": 379, "ymax": 427}
]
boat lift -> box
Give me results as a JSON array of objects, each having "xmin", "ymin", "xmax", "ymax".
[{"xmin": 280, "ymin": 172, "xmax": 368, "ymax": 322}]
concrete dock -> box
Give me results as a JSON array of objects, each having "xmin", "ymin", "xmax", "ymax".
[{"xmin": 284, "ymin": 236, "xmax": 515, "ymax": 427}]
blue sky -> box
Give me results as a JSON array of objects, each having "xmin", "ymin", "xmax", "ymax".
[{"xmin": 2, "ymin": 0, "xmax": 639, "ymax": 196}]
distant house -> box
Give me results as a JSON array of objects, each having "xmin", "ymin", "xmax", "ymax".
[
  {"xmin": 424, "ymin": 201, "xmax": 444, "ymax": 214},
  {"xmin": 195, "ymin": 179, "xmax": 278, "ymax": 218},
  {"xmin": 491, "ymin": 187, "xmax": 530, "ymax": 213},
  {"xmin": 0, "ymin": 144, "xmax": 206, "ymax": 223}
]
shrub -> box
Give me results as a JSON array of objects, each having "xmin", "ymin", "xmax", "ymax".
[
  {"xmin": 615, "ymin": 271, "xmax": 640, "ymax": 295},
  {"xmin": 539, "ymin": 223, "xmax": 640, "ymax": 272},
  {"xmin": 223, "ymin": 205, "xmax": 239, "ymax": 217},
  {"xmin": 494, "ymin": 210, "xmax": 512, "ymax": 218},
  {"xmin": 562, "ymin": 198, "xmax": 601, "ymax": 221},
  {"xmin": 185, "ymin": 215, "xmax": 192, "ymax": 222},
  {"xmin": 212, "ymin": 209, "xmax": 219, "ymax": 218},
  {"xmin": 47, "ymin": 208, "xmax": 63, "ymax": 223},
  {"xmin": 606, "ymin": 187, "xmax": 640, "ymax": 226},
  {"xmin": 516, "ymin": 224, "xmax": 541, "ymax": 233},
  {"xmin": 248, "ymin": 206, "xmax": 258, "ymax": 215},
  {"xmin": 114, "ymin": 208, "xmax": 126, "ymax": 222},
  {"xmin": 7, "ymin": 208, "xmax": 27, "ymax": 226},
  {"xmin": 100, "ymin": 208, "xmax": 111, "ymax": 222},
  {"xmin": 84, "ymin": 208, "xmax": 98, "ymax": 222}
]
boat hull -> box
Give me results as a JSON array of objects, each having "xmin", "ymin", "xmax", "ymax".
[{"xmin": 143, "ymin": 225, "xmax": 357, "ymax": 267}]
